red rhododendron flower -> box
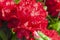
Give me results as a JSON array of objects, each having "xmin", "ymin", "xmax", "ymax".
[
  {"xmin": 16, "ymin": 28, "xmax": 32, "ymax": 40},
  {"xmin": 40, "ymin": 29, "xmax": 60, "ymax": 40},
  {"xmin": 1, "ymin": 0, "xmax": 60, "ymax": 40},
  {"xmin": 17, "ymin": 1, "xmax": 47, "ymax": 25},
  {"xmin": 0, "ymin": 0, "xmax": 6, "ymax": 20},
  {"xmin": 2, "ymin": 0, "xmax": 17, "ymax": 21},
  {"xmin": 46, "ymin": 0, "xmax": 60, "ymax": 17},
  {"xmin": 7, "ymin": 17, "xmax": 19, "ymax": 28},
  {"xmin": 13, "ymin": 0, "xmax": 48, "ymax": 40}
]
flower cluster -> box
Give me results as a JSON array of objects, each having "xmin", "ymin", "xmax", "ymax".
[
  {"xmin": 13, "ymin": 0, "xmax": 48, "ymax": 40},
  {"xmin": 0, "ymin": 0, "xmax": 48, "ymax": 40},
  {"xmin": 46, "ymin": 0, "xmax": 60, "ymax": 17},
  {"xmin": 0, "ymin": 0, "xmax": 60, "ymax": 40}
]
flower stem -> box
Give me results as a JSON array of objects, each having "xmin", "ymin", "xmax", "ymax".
[{"xmin": 47, "ymin": 15, "xmax": 55, "ymax": 23}]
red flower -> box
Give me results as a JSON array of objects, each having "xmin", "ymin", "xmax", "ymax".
[
  {"xmin": 41, "ymin": 29, "xmax": 60, "ymax": 40},
  {"xmin": 7, "ymin": 17, "xmax": 19, "ymax": 28},
  {"xmin": 2, "ymin": 0, "xmax": 17, "ymax": 21},
  {"xmin": 0, "ymin": 0, "xmax": 6, "ymax": 20},
  {"xmin": 13, "ymin": 0, "xmax": 48, "ymax": 40},
  {"xmin": 46, "ymin": 0, "xmax": 60, "ymax": 17}
]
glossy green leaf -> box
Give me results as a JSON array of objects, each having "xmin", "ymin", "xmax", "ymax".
[
  {"xmin": 0, "ymin": 30, "xmax": 7, "ymax": 40},
  {"xmin": 14, "ymin": 0, "xmax": 20, "ymax": 4},
  {"xmin": 37, "ymin": 31, "xmax": 51, "ymax": 40}
]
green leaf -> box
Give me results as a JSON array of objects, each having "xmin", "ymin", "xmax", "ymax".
[
  {"xmin": 37, "ymin": 0, "xmax": 43, "ymax": 2},
  {"xmin": 52, "ymin": 21, "xmax": 60, "ymax": 34},
  {"xmin": 37, "ymin": 31, "xmax": 51, "ymax": 40},
  {"xmin": 14, "ymin": 0, "xmax": 20, "ymax": 4},
  {"xmin": 57, "ymin": 29, "xmax": 60, "ymax": 35},
  {"xmin": 35, "ymin": 38, "xmax": 44, "ymax": 40},
  {"xmin": 0, "ymin": 30, "xmax": 8, "ymax": 40}
]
